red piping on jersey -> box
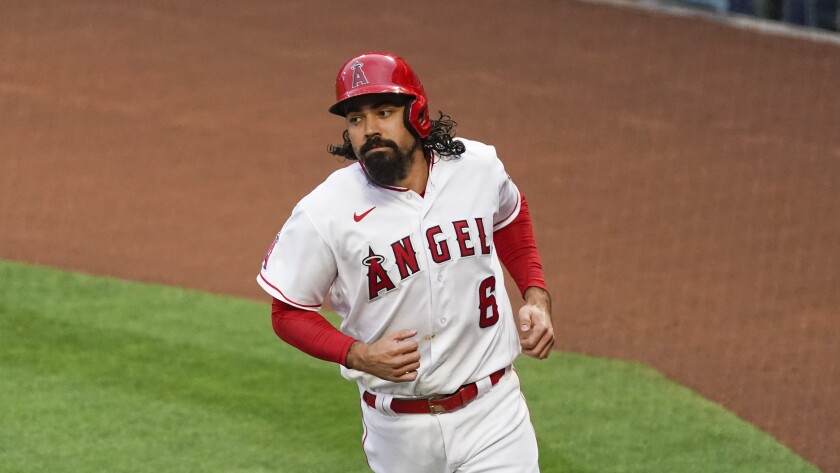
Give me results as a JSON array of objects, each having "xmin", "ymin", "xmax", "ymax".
[
  {"xmin": 361, "ymin": 408, "xmax": 371, "ymax": 469},
  {"xmin": 495, "ymin": 189, "xmax": 522, "ymax": 229},
  {"xmin": 259, "ymin": 272, "xmax": 321, "ymax": 309}
]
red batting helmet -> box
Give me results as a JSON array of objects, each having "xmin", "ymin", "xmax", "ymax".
[{"xmin": 328, "ymin": 52, "xmax": 431, "ymax": 139}]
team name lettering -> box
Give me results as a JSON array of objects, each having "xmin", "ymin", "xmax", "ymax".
[
  {"xmin": 426, "ymin": 225, "xmax": 451, "ymax": 264},
  {"xmin": 475, "ymin": 217, "xmax": 492, "ymax": 255},
  {"xmin": 364, "ymin": 218, "xmax": 492, "ymax": 301},
  {"xmin": 452, "ymin": 220, "xmax": 475, "ymax": 257},
  {"xmin": 391, "ymin": 236, "xmax": 420, "ymax": 280}
]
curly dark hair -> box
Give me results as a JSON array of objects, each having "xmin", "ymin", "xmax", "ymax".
[{"xmin": 328, "ymin": 112, "xmax": 466, "ymax": 161}]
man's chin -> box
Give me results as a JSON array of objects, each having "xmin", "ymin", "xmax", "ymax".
[
  {"xmin": 365, "ymin": 166, "xmax": 402, "ymax": 186},
  {"xmin": 363, "ymin": 159, "xmax": 408, "ymax": 187}
]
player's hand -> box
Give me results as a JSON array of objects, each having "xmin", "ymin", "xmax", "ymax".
[
  {"xmin": 345, "ymin": 329, "xmax": 421, "ymax": 382},
  {"xmin": 517, "ymin": 287, "xmax": 554, "ymax": 359}
]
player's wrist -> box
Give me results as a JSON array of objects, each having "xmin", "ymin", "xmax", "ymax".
[
  {"xmin": 345, "ymin": 341, "xmax": 366, "ymax": 370},
  {"xmin": 524, "ymin": 286, "xmax": 550, "ymax": 304}
]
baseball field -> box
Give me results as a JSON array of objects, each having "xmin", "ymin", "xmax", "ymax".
[
  {"xmin": 0, "ymin": 260, "xmax": 819, "ymax": 472},
  {"xmin": 1, "ymin": 1, "xmax": 838, "ymax": 472}
]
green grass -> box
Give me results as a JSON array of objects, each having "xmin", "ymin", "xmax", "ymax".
[{"xmin": 0, "ymin": 260, "xmax": 819, "ymax": 472}]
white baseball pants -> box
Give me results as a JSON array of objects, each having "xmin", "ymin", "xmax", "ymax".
[{"xmin": 359, "ymin": 368, "xmax": 540, "ymax": 473}]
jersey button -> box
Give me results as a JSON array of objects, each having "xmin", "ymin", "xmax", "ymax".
[
  {"xmin": 440, "ymin": 317, "xmax": 447, "ymax": 325},
  {"xmin": 406, "ymin": 193, "xmax": 413, "ymax": 200},
  {"xmin": 437, "ymin": 274, "xmax": 443, "ymax": 282}
]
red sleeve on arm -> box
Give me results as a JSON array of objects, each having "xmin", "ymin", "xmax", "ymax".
[
  {"xmin": 271, "ymin": 298, "xmax": 357, "ymax": 367},
  {"xmin": 494, "ymin": 192, "xmax": 547, "ymax": 296}
]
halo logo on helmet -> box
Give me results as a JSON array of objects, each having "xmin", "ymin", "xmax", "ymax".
[
  {"xmin": 350, "ymin": 61, "xmax": 369, "ymax": 88},
  {"xmin": 329, "ymin": 52, "xmax": 432, "ymax": 139}
]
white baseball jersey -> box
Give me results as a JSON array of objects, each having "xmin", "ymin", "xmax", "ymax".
[{"xmin": 257, "ymin": 137, "xmax": 523, "ymax": 397}]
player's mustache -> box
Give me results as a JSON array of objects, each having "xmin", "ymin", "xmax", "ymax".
[{"xmin": 361, "ymin": 136, "xmax": 399, "ymax": 155}]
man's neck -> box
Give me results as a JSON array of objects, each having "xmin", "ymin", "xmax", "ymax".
[{"xmin": 396, "ymin": 148, "xmax": 430, "ymax": 195}]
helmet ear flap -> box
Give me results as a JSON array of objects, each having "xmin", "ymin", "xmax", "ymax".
[
  {"xmin": 406, "ymin": 95, "xmax": 431, "ymax": 139},
  {"xmin": 402, "ymin": 97, "xmax": 419, "ymax": 140}
]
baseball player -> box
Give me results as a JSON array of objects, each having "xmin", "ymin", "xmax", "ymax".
[{"xmin": 257, "ymin": 52, "xmax": 554, "ymax": 472}]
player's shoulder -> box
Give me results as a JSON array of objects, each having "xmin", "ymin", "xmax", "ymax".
[
  {"xmin": 454, "ymin": 137, "xmax": 499, "ymax": 160},
  {"xmin": 297, "ymin": 162, "xmax": 368, "ymax": 212},
  {"xmin": 450, "ymin": 137, "xmax": 506, "ymax": 168},
  {"xmin": 438, "ymin": 137, "xmax": 506, "ymax": 174}
]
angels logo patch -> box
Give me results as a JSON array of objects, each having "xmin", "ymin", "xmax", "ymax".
[
  {"xmin": 262, "ymin": 233, "xmax": 279, "ymax": 270},
  {"xmin": 363, "ymin": 247, "xmax": 395, "ymax": 300},
  {"xmin": 350, "ymin": 61, "xmax": 368, "ymax": 88}
]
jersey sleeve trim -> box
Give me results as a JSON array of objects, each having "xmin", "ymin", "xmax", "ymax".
[
  {"xmin": 493, "ymin": 188, "xmax": 522, "ymax": 231},
  {"xmin": 257, "ymin": 272, "xmax": 322, "ymax": 310}
]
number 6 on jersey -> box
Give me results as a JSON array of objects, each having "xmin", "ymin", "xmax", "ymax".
[{"xmin": 478, "ymin": 276, "xmax": 500, "ymax": 328}]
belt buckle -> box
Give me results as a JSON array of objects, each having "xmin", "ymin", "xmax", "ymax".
[{"xmin": 428, "ymin": 395, "xmax": 447, "ymax": 415}]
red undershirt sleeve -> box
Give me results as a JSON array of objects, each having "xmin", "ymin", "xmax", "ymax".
[
  {"xmin": 271, "ymin": 298, "xmax": 357, "ymax": 367},
  {"xmin": 493, "ymin": 192, "xmax": 547, "ymax": 296}
]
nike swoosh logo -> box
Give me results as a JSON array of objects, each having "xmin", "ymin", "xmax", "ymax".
[{"xmin": 354, "ymin": 206, "xmax": 376, "ymax": 222}]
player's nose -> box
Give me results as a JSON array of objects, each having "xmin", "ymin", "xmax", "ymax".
[{"xmin": 363, "ymin": 115, "xmax": 380, "ymax": 138}]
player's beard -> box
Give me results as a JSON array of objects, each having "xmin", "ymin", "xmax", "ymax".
[{"xmin": 359, "ymin": 136, "xmax": 418, "ymax": 187}]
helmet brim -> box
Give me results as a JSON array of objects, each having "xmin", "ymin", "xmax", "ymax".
[{"xmin": 329, "ymin": 86, "xmax": 416, "ymax": 116}]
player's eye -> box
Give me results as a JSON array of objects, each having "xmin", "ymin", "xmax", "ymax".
[
  {"xmin": 378, "ymin": 108, "xmax": 394, "ymax": 118},
  {"xmin": 348, "ymin": 116, "xmax": 362, "ymax": 125}
]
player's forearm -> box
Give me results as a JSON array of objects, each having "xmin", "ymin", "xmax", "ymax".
[
  {"xmin": 271, "ymin": 298, "xmax": 356, "ymax": 366},
  {"xmin": 494, "ymin": 193, "xmax": 546, "ymax": 295}
]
